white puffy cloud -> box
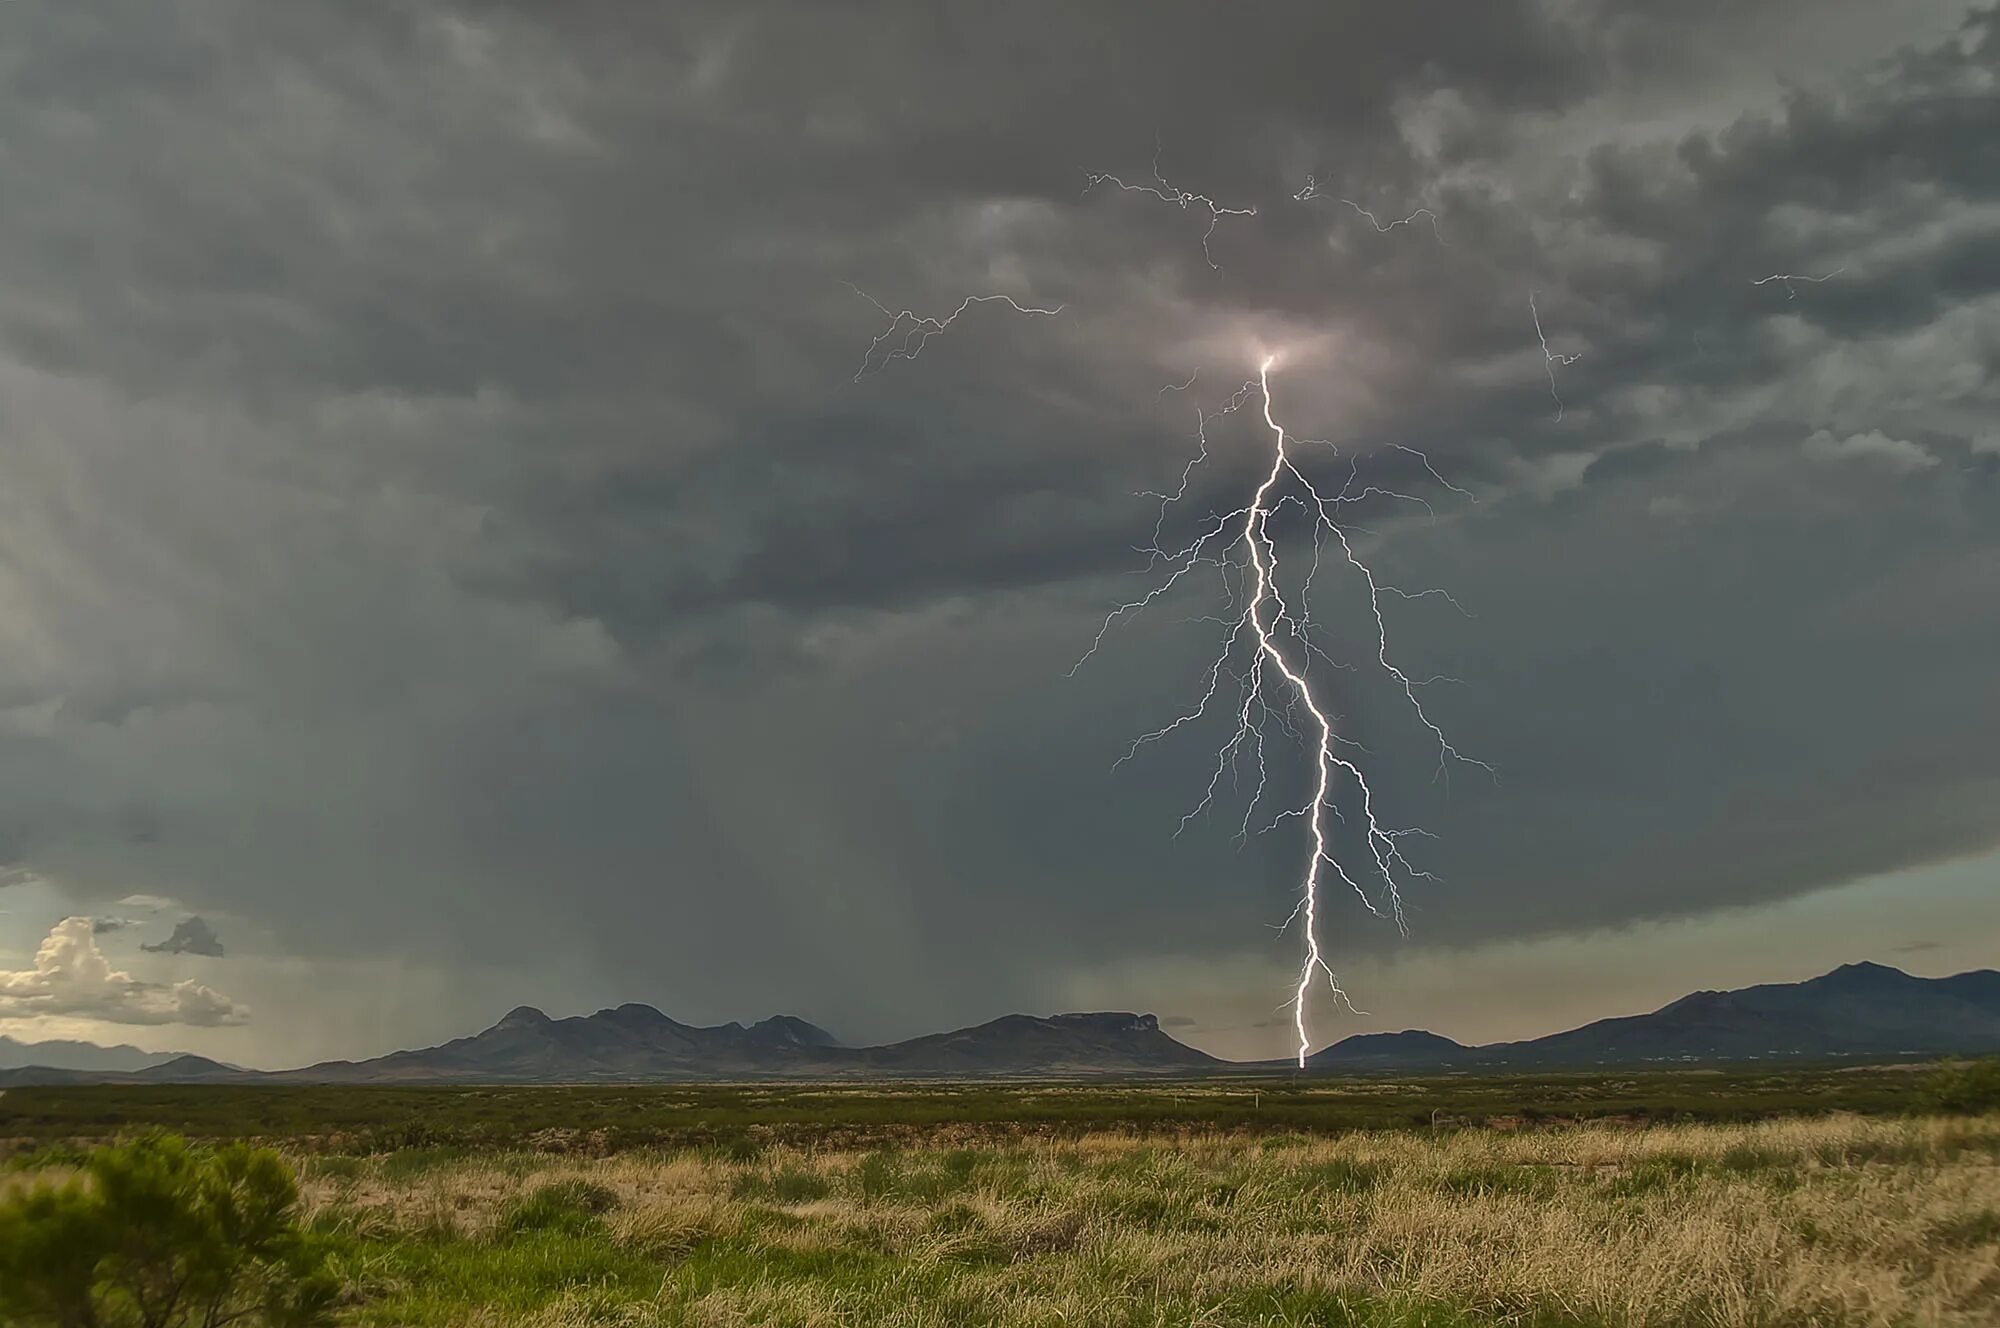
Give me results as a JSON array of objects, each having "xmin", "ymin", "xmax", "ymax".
[
  {"xmin": 1802, "ymin": 429, "xmax": 1939, "ymax": 472},
  {"xmin": 0, "ymin": 917, "xmax": 248, "ymax": 1026}
]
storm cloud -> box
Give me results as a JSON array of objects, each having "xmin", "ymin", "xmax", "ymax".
[
  {"xmin": 142, "ymin": 916, "xmax": 226, "ymax": 958},
  {"xmin": 0, "ymin": 1, "xmax": 1993, "ymax": 1061}
]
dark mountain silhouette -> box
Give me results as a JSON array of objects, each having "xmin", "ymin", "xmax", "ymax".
[
  {"xmin": 0, "ymin": 1034, "xmax": 186, "ymax": 1073},
  {"xmin": 2, "ymin": 962, "xmax": 1994, "ymax": 1085},
  {"xmin": 269, "ymin": 1006, "xmax": 1212, "ymax": 1082},
  {"xmin": 858, "ymin": 1013, "xmax": 1220, "ymax": 1076},
  {"xmin": 1504, "ymin": 961, "xmax": 2000, "ymax": 1065},
  {"xmin": 1307, "ymin": 1029, "xmax": 1470, "ymax": 1070},
  {"xmin": 136, "ymin": 1054, "xmax": 251, "ymax": 1082},
  {"xmin": 1304, "ymin": 962, "xmax": 2000, "ymax": 1071},
  {"xmin": 273, "ymin": 1004, "xmax": 849, "ymax": 1083},
  {"xmin": 0, "ymin": 1053, "xmax": 250, "ymax": 1087}
]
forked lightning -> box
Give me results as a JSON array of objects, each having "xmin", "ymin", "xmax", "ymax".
[{"xmin": 1077, "ymin": 356, "xmax": 1485, "ymax": 1065}]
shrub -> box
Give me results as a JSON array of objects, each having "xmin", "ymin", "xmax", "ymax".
[
  {"xmin": 495, "ymin": 1179, "xmax": 619, "ymax": 1237},
  {"xmin": 0, "ymin": 1132, "xmax": 337, "ymax": 1328},
  {"xmin": 1923, "ymin": 1058, "xmax": 2000, "ymax": 1113}
]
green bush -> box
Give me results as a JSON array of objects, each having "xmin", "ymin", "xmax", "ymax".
[
  {"xmin": 1923, "ymin": 1058, "xmax": 2000, "ymax": 1113},
  {"xmin": 0, "ymin": 1132, "xmax": 337, "ymax": 1328},
  {"xmin": 495, "ymin": 1179, "xmax": 619, "ymax": 1237}
]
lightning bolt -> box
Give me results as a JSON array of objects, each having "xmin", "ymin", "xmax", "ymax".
[
  {"xmin": 1077, "ymin": 357, "xmax": 1484, "ymax": 1067},
  {"xmin": 856, "ymin": 165, "xmax": 1492, "ymax": 1068},
  {"xmin": 1751, "ymin": 266, "xmax": 1847, "ymax": 299},
  {"xmin": 1529, "ymin": 290, "xmax": 1581, "ymax": 422},
  {"xmin": 1295, "ymin": 176, "xmax": 1445, "ymax": 244},
  {"xmin": 847, "ymin": 283, "xmax": 1063, "ymax": 381},
  {"xmin": 1085, "ymin": 141, "xmax": 1256, "ymax": 271}
]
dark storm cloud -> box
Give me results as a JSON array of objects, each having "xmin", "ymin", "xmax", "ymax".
[
  {"xmin": 142, "ymin": 916, "xmax": 226, "ymax": 958},
  {"xmin": 0, "ymin": 0, "xmax": 1994, "ymax": 1054}
]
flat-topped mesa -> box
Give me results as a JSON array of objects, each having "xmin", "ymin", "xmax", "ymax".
[{"xmin": 1048, "ymin": 1012, "xmax": 1160, "ymax": 1033}]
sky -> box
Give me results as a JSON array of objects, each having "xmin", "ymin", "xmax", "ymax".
[{"xmin": 0, "ymin": 1, "xmax": 1995, "ymax": 1067}]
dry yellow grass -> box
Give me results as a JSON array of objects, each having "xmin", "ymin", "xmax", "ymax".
[{"xmin": 299, "ymin": 1113, "xmax": 2000, "ymax": 1327}]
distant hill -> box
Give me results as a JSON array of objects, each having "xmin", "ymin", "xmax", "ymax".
[
  {"xmin": 2, "ymin": 961, "xmax": 1994, "ymax": 1086},
  {"xmin": 0, "ymin": 1053, "xmax": 251, "ymax": 1087},
  {"xmin": 0, "ymin": 1034, "xmax": 187, "ymax": 1073},
  {"xmin": 1307, "ymin": 1029, "xmax": 1471, "ymax": 1070},
  {"xmin": 857, "ymin": 1013, "xmax": 1221, "ymax": 1076},
  {"xmin": 1307, "ymin": 962, "xmax": 2000, "ymax": 1071},
  {"xmin": 266, "ymin": 1006, "xmax": 1215, "ymax": 1083},
  {"xmin": 275, "ymin": 1005, "xmax": 850, "ymax": 1083},
  {"xmin": 1493, "ymin": 961, "xmax": 2000, "ymax": 1066}
]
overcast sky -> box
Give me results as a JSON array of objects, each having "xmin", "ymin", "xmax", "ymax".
[{"xmin": 0, "ymin": 1, "xmax": 1995, "ymax": 1066}]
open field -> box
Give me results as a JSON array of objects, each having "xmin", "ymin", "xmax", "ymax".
[
  {"xmin": 0, "ymin": 1063, "xmax": 1946, "ymax": 1156},
  {"xmin": 6, "ymin": 1071, "xmax": 1995, "ymax": 1325},
  {"xmin": 30, "ymin": 1113, "xmax": 1989, "ymax": 1327}
]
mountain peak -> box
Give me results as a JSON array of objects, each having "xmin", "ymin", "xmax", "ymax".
[
  {"xmin": 609, "ymin": 1001, "xmax": 666, "ymax": 1017},
  {"xmin": 1815, "ymin": 961, "xmax": 1914, "ymax": 987},
  {"xmin": 747, "ymin": 1015, "xmax": 840, "ymax": 1048},
  {"xmin": 493, "ymin": 1005, "xmax": 552, "ymax": 1031},
  {"xmin": 1307, "ymin": 1028, "xmax": 1468, "ymax": 1067}
]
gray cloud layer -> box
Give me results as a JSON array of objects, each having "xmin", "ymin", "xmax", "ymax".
[{"xmin": 0, "ymin": 2, "xmax": 1993, "ymax": 1051}]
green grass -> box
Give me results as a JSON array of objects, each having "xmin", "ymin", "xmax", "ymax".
[
  {"xmin": 342, "ymin": 1226, "xmax": 664, "ymax": 1326},
  {"xmin": 0, "ymin": 1064, "xmax": 1949, "ymax": 1161},
  {"xmin": 266, "ymin": 1113, "xmax": 2000, "ymax": 1326}
]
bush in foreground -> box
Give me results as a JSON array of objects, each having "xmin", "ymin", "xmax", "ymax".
[
  {"xmin": 1924, "ymin": 1058, "xmax": 2000, "ymax": 1113},
  {"xmin": 0, "ymin": 1132, "xmax": 337, "ymax": 1328}
]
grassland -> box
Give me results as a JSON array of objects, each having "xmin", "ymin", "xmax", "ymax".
[
  {"xmin": 5, "ymin": 1071, "xmax": 1994, "ymax": 1325},
  {"xmin": 284, "ymin": 1115, "xmax": 2000, "ymax": 1325},
  {"xmin": 0, "ymin": 1063, "xmax": 1943, "ymax": 1156}
]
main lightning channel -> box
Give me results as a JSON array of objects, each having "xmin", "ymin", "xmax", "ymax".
[{"xmin": 1244, "ymin": 358, "xmax": 1345, "ymax": 1067}]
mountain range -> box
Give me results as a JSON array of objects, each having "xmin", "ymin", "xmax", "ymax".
[
  {"xmin": 0, "ymin": 961, "xmax": 1993, "ymax": 1086},
  {"xmin": 1307, "ymin": 962, "xmax": 2000, "ymax": 1070},
  {"xmin": 0, "ymin": 1034, "xmax": 189, "ymax": 1073}
]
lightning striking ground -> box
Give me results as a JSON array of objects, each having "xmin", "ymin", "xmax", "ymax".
[
  {"xmin": 848, "ymin": 284, "xmax": 1064, "ymax": 381},
  {"xmin": 856, "ymin": 169, "xmax": 1490, "ymax": 1067},
  {"xmin": 1076, "ymin": 357, "xmax": 1484, "ymax": 1066}
]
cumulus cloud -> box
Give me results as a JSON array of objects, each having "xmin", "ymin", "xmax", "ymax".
[
  {"xmin": 0, "ymin": 917, "xmax": 248, "ymax": 1026},
  {"xmin": 142, "ymin": 916, "xmax": 225, "ymax": 957},
  {"xmin": 1802, "ymin": 429, "xmax": 1940, "ymax": 471}
]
